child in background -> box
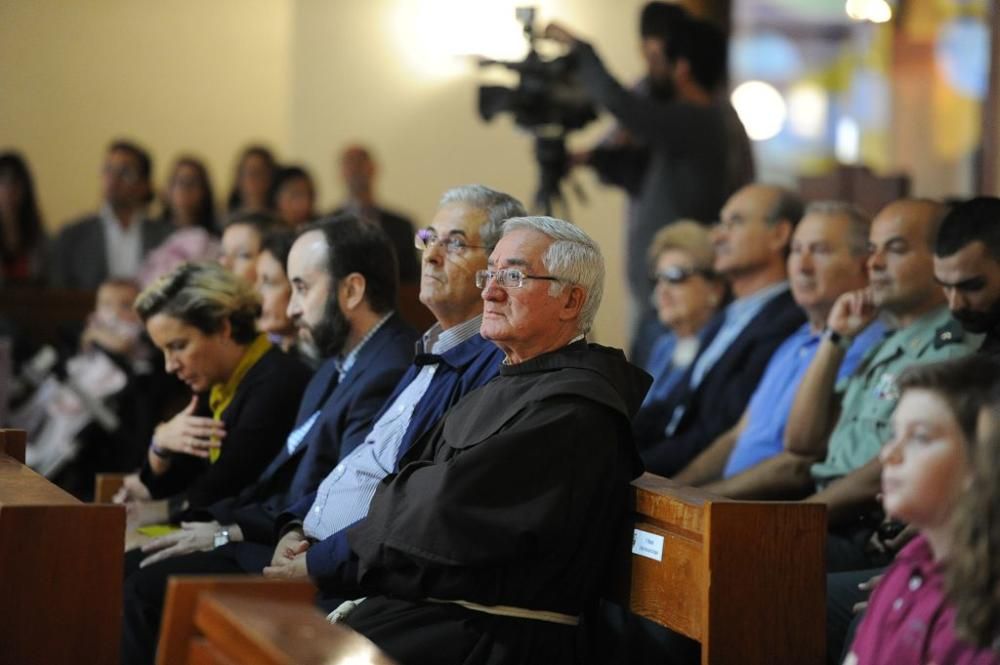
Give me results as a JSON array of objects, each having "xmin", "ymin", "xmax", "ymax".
[
  {"xmin": 945, "ymin": 385, "xmax": 1000, "ymax": 653},
  {"xmin": 80, "ymin": 278, "xmax": 149, "ymax": 365},
  {"xmin": 845, "ymin": 355, "xmax": 1000, "ymax": 664},
  {"xmin": 14, "ymin": 279, "xmax": 152, "ymax": 478}
]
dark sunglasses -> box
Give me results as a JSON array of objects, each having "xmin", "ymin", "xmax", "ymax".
[{"xmin": 651, "ymin": 266, "xmax": 715, "ymax": 285}]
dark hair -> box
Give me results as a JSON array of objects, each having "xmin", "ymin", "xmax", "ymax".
[
  {"xmin": 947, "ymin": 378, "xmax": 1000, "ymax": 648},
  {"xmin": 665, "ymin": 18, "xmax": 728, "ymax": 92},
  {"xmin": 108, "ymin": 139, "xmax": 154, "ymax": 203},
  {"xmin": 162, "ymin": 156, "xmax": 217, "ymax": 233},
  {"xmin": 224, "ymin": 210, "xmax": 277, "ymax": 238},
  {"xmin": 227, "ymin": 145, "xmax": 277, "ymax": 212},
  {"xmin": 305, "ymin": 214, "xmax": 399, "ymax": 314},
  {"xmin": 639, "ymin": 2, "xmax": 688, "ymax": 41},
  {"xmin": 0, "ymin": 151, "xmax": 45, "ymax": 256},
  {"xmin": 135, "ymin": 262, "xmax": 261, "ymax": 345},
  {"xmin": 259, "ymin": 228, "xmax": 297, "ymax": 271},
  {"xmin": 268, "ymin": 165, "xmax": 315, "ymax": 214},
  {"xmin": 767, "ymin": 186, "xmax": 805, "ymax": 227},
  {"xmin": 934, "ymin": 196, "xmax": 1000, "ymax": 261},
  {"xmin": 896, "ymin": 355, "xmax": 1000, "ymax": 444}
]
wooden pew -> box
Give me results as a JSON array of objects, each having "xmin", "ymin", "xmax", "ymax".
[
  {"xmin": 94, "ymin": 471, "xmax": 127, "ymax": 504},
  {"xmin": 0, "ymin": 285, "xmax": 95, "ymax": 347},
  {"xmin": 615, "ymin": 473, "xmax": 826, "ymax": 665},
  {"xmin": 0, "ymin": 429, "xmax": 126, "ymax": 665},
  {"xmin": 798, "ymin": 164, "xmax": 910, "ymax": 217},
  {"xmin": 158, "ymin": 577, "xmax": 398, "ymax": 665}
]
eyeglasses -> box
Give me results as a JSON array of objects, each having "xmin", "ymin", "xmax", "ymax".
[
  {"xmin": 414, "ymin": 228, "xmax": 485, "ymax": 254},
  {"xmin": 652, "ymin": 266, "xmax": 714, "ymax": 285},
  {"xmin": 475, "ymin": 268, "xmax": 563, "ymax": 289}
]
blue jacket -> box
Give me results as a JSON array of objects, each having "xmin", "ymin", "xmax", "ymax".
[
  {"xmin": 280, "ymin": 333, "xmax": 505, "ymax": 584},
  {"xmin": 184, "ymin": 313, "xmax": 417, "ymax": 551}
]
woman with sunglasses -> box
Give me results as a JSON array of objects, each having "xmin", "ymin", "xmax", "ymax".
[{"xmin": 642, "ymin": 221, "xmax": 727, "ymax": 406}]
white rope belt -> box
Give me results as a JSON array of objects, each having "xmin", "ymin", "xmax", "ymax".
[
  {"xmin": 426, "ymin": 598, "xmax": 580, "ymax": 626},
  {"xmin": 327, "ymin": 596, "xmax": 580, "ymax": 627}
]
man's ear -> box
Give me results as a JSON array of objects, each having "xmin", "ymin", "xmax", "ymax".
[
  {"xmin": 219, "ymin": 317, "xmax": 234, "ymax": 341},
  {"xmin": 673, "ymin": 58, "xmax": 692, "ymax": 84},
  {"xmin": 339, "ymin": 272, "xmax": 367, "ymax": 311},
  {"xmin": 770, "ymin": 220, "xmax": 793, "ymax": 256},
  {"xmin": 558, "ymin": 284, "xmax": 587, "ymax": 323}
]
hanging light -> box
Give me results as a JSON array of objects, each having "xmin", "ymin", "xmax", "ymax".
[{"xmin": 731, "ymin": 81, "xmax": 787, "ymax": 141}]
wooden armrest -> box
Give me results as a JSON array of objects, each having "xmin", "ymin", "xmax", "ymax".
[
  {"xmin": 0, "ymin": 429, "xmax": 27, "ymax": 463},
  {"xmin": 94, "ymin": 472, "xmax": 128, "ymax": 503},
  {"xmin": 195, "ymin": 591, "xmax": 399, "ymax": 665},
  {"xmin": 156, "ymin": 576, "xmax": 317, "ymax": 665},
  {"xmin": 618, "ymin": 472, "xmax": 827, "ymax": 665}
]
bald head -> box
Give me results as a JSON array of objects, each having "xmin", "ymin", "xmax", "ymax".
[
  {"xmin": 340, "ymin": 144, "xmax": 376, "ymax": 198},
  {"xmin": 873, "ymin": 199, "xmax": 945, "ymax": 249},
  {"xmin": 712, "ymin": 184, "xmax": 802, "ymax": 291},
  {"xmin": 867, "ymin": 198, "xmax": 946, "ymax": 320}
]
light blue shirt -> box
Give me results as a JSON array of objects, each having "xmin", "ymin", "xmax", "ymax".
[
  {"xmin": 689, "ymin": 282, "xmax": 789, "ymax": 390},
  {"xmin": 723, "ymin": 320, "xmax": 887, "ymax": 478},
  {"xmin": 303, "ymin": 315, "xmax": 483, "ymax": 540}
]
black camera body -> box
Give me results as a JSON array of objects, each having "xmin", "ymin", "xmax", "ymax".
[
  {"xmin": 476, "ymin": 7, "xmax": 595, "ymax": 214},
  {"xmin": 476, "ymin": 7, "xmax": 596, "ymax": 133}
]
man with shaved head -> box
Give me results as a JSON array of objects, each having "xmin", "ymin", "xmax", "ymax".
[{"xmin": 632, "ymin": 183, "xmax": 806, "ymax": 476}]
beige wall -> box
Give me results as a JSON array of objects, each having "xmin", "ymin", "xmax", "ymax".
[
  {"xmin": 0, "ymin": 0, "xmax": 661, "ymax": 349},
  {"xmin": 0, "ymin": 0, "xmax": 292, "ymax": 224}
]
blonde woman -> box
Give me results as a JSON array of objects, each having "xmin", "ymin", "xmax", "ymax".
[{"xmin": 115, "ymin": 262, "xmax": 311, "ymax": 524}]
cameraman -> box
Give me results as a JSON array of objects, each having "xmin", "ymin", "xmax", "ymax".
[{"xmin": 546, "ymin": 12, "xmax": 753, "ymax": 365}]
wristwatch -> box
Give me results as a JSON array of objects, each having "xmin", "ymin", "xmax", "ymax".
[
  {"xmin": 213, "ymin": 528, "xmax": 230, "ymax": 549},
  {"xmin": 823, "ymin": 327, "xmax": 853, "ymax": 350}
]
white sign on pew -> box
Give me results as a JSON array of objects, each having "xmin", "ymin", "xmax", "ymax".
[{"xmin": 632, "ymin": 528, "xmax": 664, "ymax": 562}]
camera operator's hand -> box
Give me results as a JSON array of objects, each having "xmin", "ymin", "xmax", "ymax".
[{"xmin": 544, "ymin": 22, "xmax": 581, "ymax": 46}]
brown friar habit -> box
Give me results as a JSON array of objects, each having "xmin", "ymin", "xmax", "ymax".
[{"xmin": 342, "ymin": 340, "xmax": 650, "ymax": 665}]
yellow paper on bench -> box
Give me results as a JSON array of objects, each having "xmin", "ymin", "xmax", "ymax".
[{"xmin": 137, "ymin": 524, "xmax": 181, "ymax": 537}]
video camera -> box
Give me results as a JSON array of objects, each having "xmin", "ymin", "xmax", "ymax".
[{"xmin": 476, "ymin": 7, "xmax": 596, "ymax": 215}]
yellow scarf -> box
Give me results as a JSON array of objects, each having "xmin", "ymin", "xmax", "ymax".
[{"xmin": 207, "ymin": 333, "xmax": 272, "ymax": 463}]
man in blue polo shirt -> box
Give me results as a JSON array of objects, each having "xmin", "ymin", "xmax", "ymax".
[{"xmin": 673, "ymin": 201, "xmax": 885, "ymax": 491}]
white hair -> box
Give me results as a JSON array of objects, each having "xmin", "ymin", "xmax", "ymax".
[
  {"xmin": 438, "ymin": 185, "xmax": 527, "ymax": 250},
  {"xmin": 501, "ymin": 216, "xmax": 604, "ymax": 335}
]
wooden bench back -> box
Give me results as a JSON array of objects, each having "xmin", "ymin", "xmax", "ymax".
[
  {"xmin": 0, "ymin": 428, "xmax": 126, "ymax": 665},
  {"xmin": 798, "ymin": 164, "xmax": 910, "ymax": 217},
  {"xmin": 0, "ymin": 286, "xmax": 95, "ymax": 347},
  {"xmin": 617, "ymin": 473, "xmax": 826, "ymax": 665},
  {"xmin": 158, "ymin": 577, "xmax": 398, "ymax": 665}
]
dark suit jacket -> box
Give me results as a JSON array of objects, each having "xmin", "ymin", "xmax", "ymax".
[
  {"xmin": 633, "ymin": 288, "xmax": 805, "ymax": 476},
  {"xmin": 48, "ymin": 213, "xmax": 173, "ymax": 288},
  {"xmin": 185, "ymin": 313, "xmax": 417, "ymax": 555}
]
